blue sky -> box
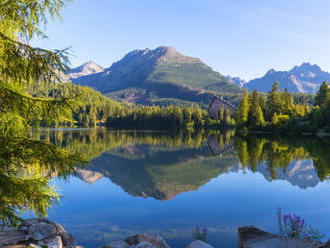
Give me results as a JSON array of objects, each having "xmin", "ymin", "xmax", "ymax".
[{"xmin": 33, "ymin": 0, "xmax": 330, "ymax": 80}]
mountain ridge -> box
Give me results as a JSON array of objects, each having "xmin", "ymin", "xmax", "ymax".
[
  {"xmin": 68, "ymin": 46, "xmax": 242, "ymax": 106},
  {"xmin": 66, "ymin": 49, "xmax": 330, "ymax": 104},
  {"xmin": 245, "ymin": 62, "xmax": 330, "ymax": 93}
]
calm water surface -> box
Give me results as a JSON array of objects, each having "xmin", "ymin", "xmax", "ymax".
[{"xmin": 32, "ymin": 129, "xmax": 330, "ymax": 247}]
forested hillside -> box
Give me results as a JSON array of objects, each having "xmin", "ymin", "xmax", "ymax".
[{"xmin": 30, "ymin": 83, "xmax": 127, "ymax": 127}]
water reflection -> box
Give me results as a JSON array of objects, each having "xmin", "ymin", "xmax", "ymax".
[
  {"xmin": 22, "ymin": 128, "xmax": 330, "ymax": 247},
  {"xmin": 0, "ymin": 134, "xmax": 84, "ymax": 227},
  {"xmin": 31, "ymin": 128, "xmax": 330, "ymax": 196}
]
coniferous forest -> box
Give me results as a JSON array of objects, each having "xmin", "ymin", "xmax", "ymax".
[
  {"xmin": 28, "ymin": 80, "xmax": 330, "ymax": 134},
  {"xmin": 235, "ymin": 82, "xmax": 330, "ymax": 134}
]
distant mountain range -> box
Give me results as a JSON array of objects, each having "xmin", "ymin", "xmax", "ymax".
[
  {"xmin": 245, "ymin": 63, "xmax": 330, "ymax": 93},
  {"xmin": 66, "ymin": 47, "xmax": 330, "ymax": 106}
]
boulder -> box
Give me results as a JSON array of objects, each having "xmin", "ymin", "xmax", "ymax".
[
  {"xmin": 0, "ymin": 230, "xmax": 28, "ymax": 246},
  {"xmin": 0, "ymin": 218, "xmax": 77, "ymax": 248},
  {"xmin": 102, "ymin": 234, "xmax": 169, "ymax": 248},
  {"xmin": 125, "ymin": 234, "xmax": 169, "ymax": 248},
  {"xmin": 134, "ymin": 241, "xmax": 156, "ymax": 248},
  {"xmin": 27, "ymin": 222, "xmax": 56, "ymax": 241},
  {"xmin": 39, "ymin": 236, "xmax": 63, "ymax": 248},
  {"xmin": 186, "ymin": 240, "xmax": 214, "ymax": 248},
  {"xmin": 238, "ymin": 226, "xmax": 324, "ymax": 248},
  {"xmin": 101, "ymin": 240, "xmax": 130, "ymax": 248}
]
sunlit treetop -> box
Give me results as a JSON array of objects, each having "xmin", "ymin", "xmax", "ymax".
[
  {"xmin": 0, "ymin": 0, "xmax": 70, "ymax": 40},
  {"xmin": 0, "ymin": 0, "xmax": 80, "ymax": 135}
]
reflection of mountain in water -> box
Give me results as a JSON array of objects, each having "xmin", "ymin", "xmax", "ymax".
[
  {"xmin": 221, "ymin": 159, "xmax": 320, "ymax": 189},
  {"xmin": 75, "ymin": 169, "xmax": 104, "ymax": 184},
  {"xmin": 75, "ymin": 143, "xmax": 239, "ymax": 200},
  {"xmin": 256, "ymin": 160, "xmax": 320, "ymax": 189},
  {"xmin": 35, "ymin": 129, "xmax": 328, "ymax": 199},
  {"xmin": 74, "ymin": 134, "xmax": 327, "ymax": 199}
]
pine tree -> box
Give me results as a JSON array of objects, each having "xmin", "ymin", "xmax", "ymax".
[
  {"xmin": 236, "ymin": 90, "xmax": 250, "ymax": 127},
  {"xmin": 272, "ymin": 113, "xmax": 279, "ymax": 125},
  {"xmin": 0, "ymin": 0, "xmax": 84, "ymax": 227},
  {"xmin": 315, "ymin": 82, "xmax": 330, "ymax": 107},
  {"xmin": 248, "ymin": 90, "xmax": 259, "ymax": 126},
  {"xmin": 267, "ymin": 82, "xmax": 281, "ymax": 120},
  {"xmin": 255, "ymin": 106, "xmax": 265, "ymax": 126},
  {"xmin": 219, "ymin": 106, "xmax": 225, "ymax": 123},
  {"xmin": 280, "ymin": 88, "xmax": 294, "ymax": 115}
]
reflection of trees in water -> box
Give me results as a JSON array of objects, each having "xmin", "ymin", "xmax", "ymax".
[
  {"xmin": 207, "ymin": 134, "xmax": 235, "ymax": 156},
  {"xmin": 32, "ymin": 128, "xmax": 237, "ymax": 200},
  {"xmin": 29, "ymin": 128, "xmax": 236, "ymax": 161},
  {"xmin": 0, "ymin": 136, "xmax": 84, "ymax": 227},
  {"xmin": 18, "ymin": 129, "xmax": 330, "ymax": 207},
  {"xmin": 234, "ymin": 135, "xmax": 330, "ymax": 181}
]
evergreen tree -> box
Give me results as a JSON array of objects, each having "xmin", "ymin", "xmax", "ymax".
[
  {"xmin": 272, "ymin": 113, "xmax": 279, "ymax": 125},
  {"xmin": 236, "ymin": 90, "xmax": 250, "ymax": 127},
  {"xmin": 219, "ymin": 106, "xmax": 225, "ymax": 122},
  {"xmin": 255, "ymin": 106, "xmax": 265, "ymax": 126},
  {"xmin": 248, "ymin": 90, "xmax": 260, "ymax": 126},
  {"xmin": 267, "ymin": 82, "xmax": 281, "ymax": 120},
  {"xmin": 281, "ymin": 88, "xmax": 294, "ymax": 115},
  {"xmin": 0, "ymin": 0, "xmax": 84, "ymax": 226},
  {"xmin": 315, "ymin": 82, "xmax": 329, "ymax": 107},
  {"xmin": 259, "ymin": 94, "xmax": 267, "ymax": 112}
]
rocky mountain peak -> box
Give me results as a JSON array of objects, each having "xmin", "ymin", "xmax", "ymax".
[
  {"xmin": 290, "ymin": 62, "xmax": 322, "ymax": 74},
  {"xmin": 245, "ymin": 62, "xmax": 330, "ymax": 93},
  {"xmin": 67, "ymin": 61, "xmax": 104, "ymax": 79},
  {"xmin": 266, "ymin": 68, "xmax": 276, "ymax": 75},
  {"xmin": 123, "ymin": 46, "xmax": 200, "ymax": 64},
  {"xmin": 226, "ymin": 75, "xmax": 247, "ymax": 88},
  {"xmin": 154, "ymin": 46, "xmax": 200, "ymax": 64}
]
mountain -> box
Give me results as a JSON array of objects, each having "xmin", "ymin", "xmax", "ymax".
[
  {"xmin": 67, "ymin": 61, "xmax": 104, "ymax": 79},
  {"xmin": 245, "ymin": 62, "xmax": 330, "ymax": 93},
  {"xmin": 226, "ymin": 75, "xmax": 247, "ymax": 88},
  {"xmin": 70, "ymin": 46, "xmax": 242, "ymax": 106}
]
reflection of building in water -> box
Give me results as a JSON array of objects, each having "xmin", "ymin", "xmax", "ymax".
[
  {"xmin": 207, "ymin": 96, "xmax": 237, "ymax": 119},
  {"xmin": 207, "ymin": 134, "xmax": 234, "ymax": 156}
]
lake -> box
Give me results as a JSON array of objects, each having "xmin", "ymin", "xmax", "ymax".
[{"xmin": 27, "ymin": 128, "xmax": 330, "ymax": 247}]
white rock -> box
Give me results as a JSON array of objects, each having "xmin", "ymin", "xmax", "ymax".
[{"xmin": 186, "ymin": 240, "xmax": 214, "ymax": 248}]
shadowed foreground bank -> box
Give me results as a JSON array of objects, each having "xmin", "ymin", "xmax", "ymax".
[{"xmin": 1, "ymin": 219, "xmax": 329, "ymax": 248}]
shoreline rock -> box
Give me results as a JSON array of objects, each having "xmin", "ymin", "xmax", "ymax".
[
  {"xmin": 0, "ymin": 218, "xmax": 77, "ymax": 248},
  {"xmin": 1, "ymin": 221, "xmax": 328, "ymax": 248},
  {"xmin": 238, "ymin": 226, "xmax": 326, "ymax": 248},
  {"xmin": 101, "ymin": 234, "xmax": 213, "ymax": 248}
]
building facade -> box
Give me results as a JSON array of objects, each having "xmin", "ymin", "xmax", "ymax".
[{"xmin": 207, "ymin": 96, "xmax": 237, "ymax": 119}]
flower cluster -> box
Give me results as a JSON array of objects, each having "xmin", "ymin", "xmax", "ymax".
[
  {"xmin": 277, "ymin": 206, "xmax": 324, "ymax": 241},
  {"xmin": 193, "ymin": 226, "xmax": 208, "ymax": 242}
]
